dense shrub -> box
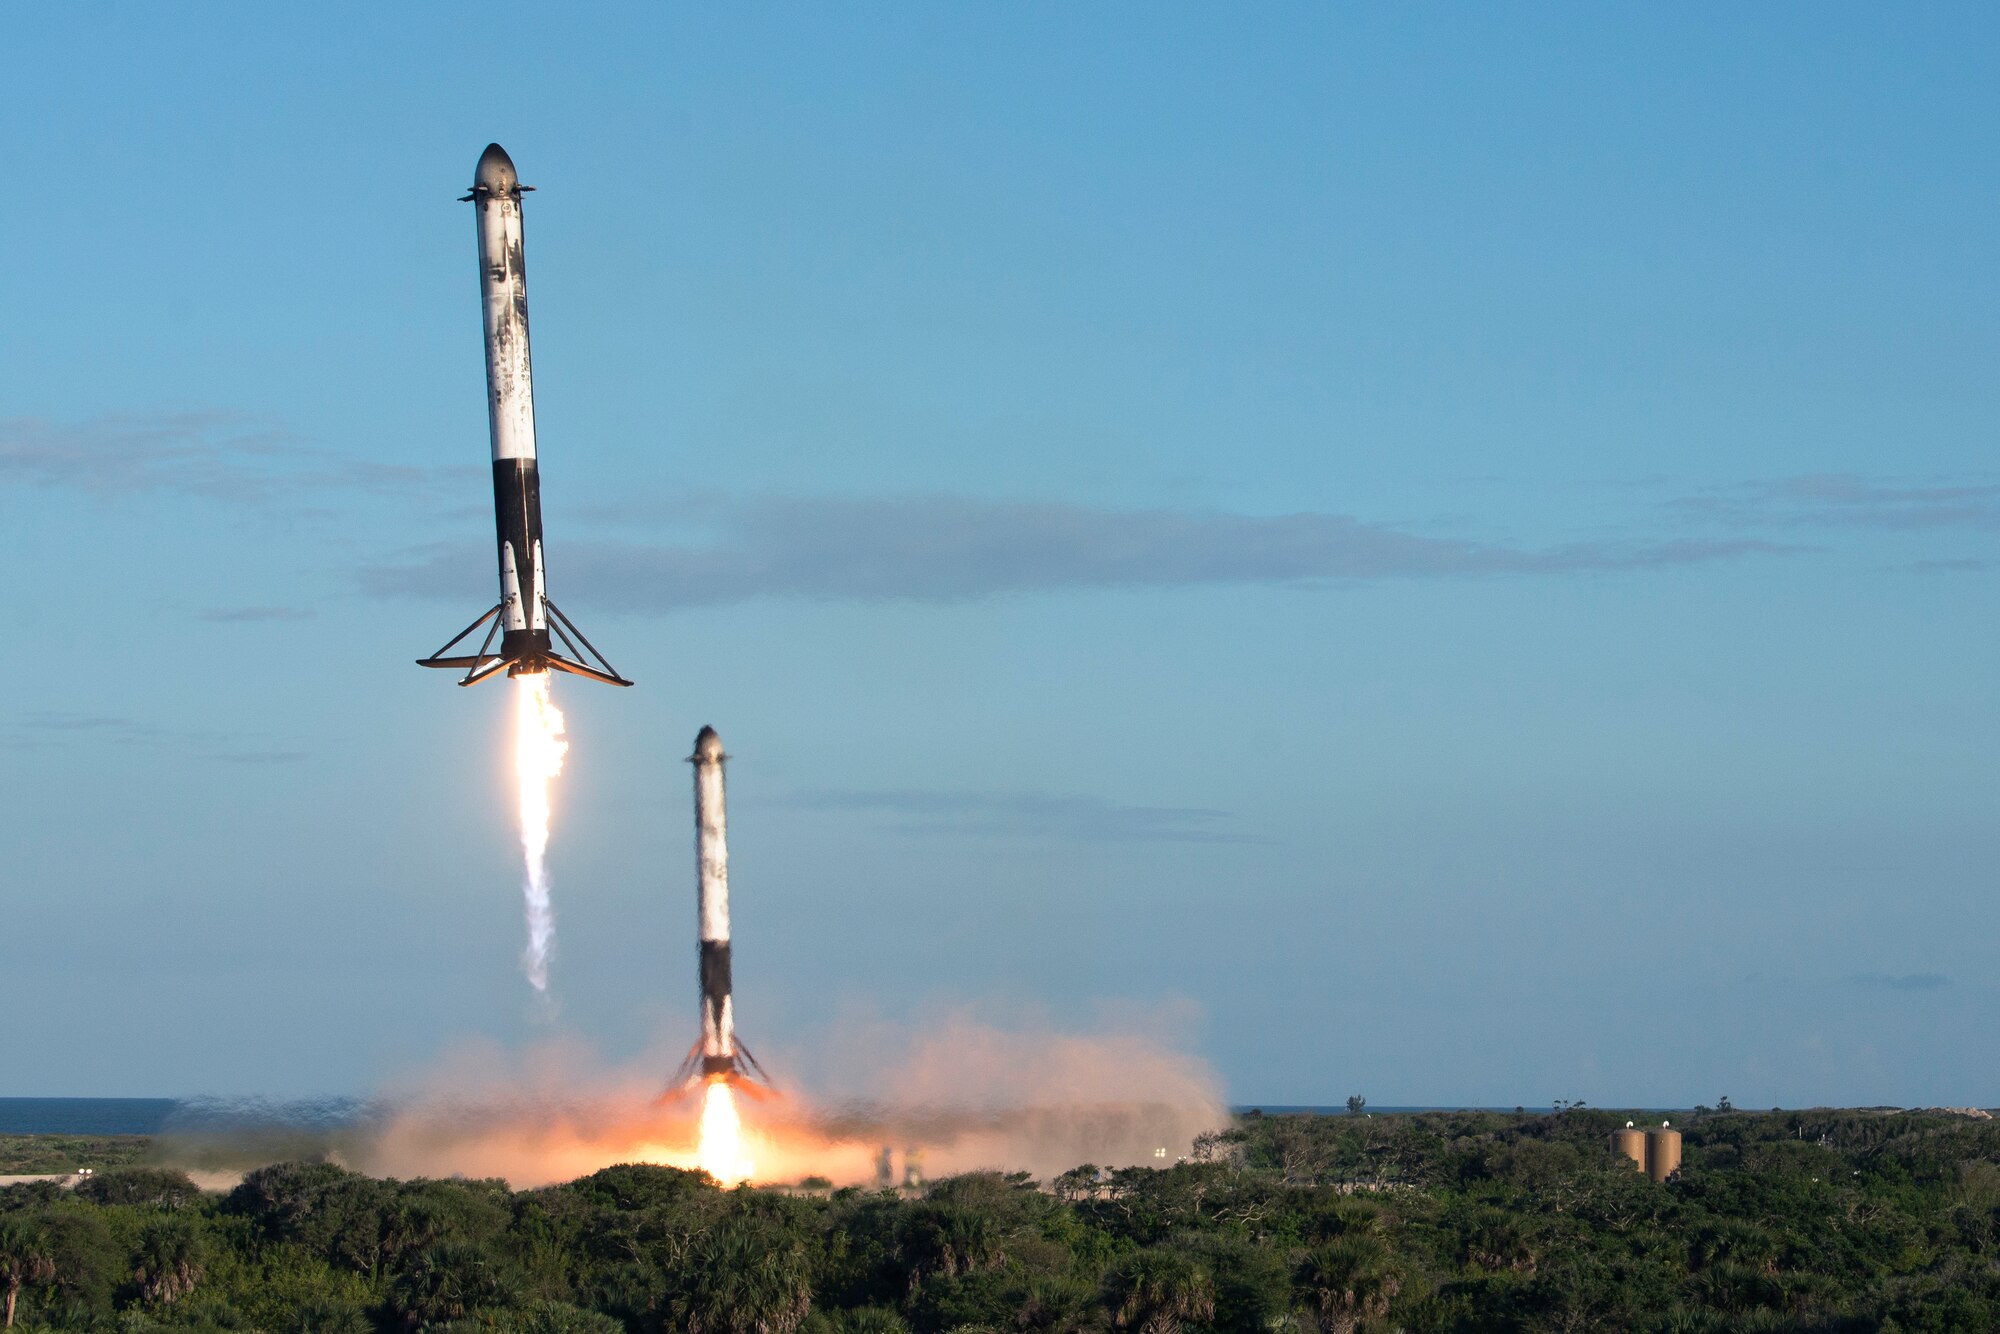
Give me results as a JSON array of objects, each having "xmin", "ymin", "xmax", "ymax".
[{"xmin": 2, "ymin": 1109, "xmax": 1998, "ymax": 1330}]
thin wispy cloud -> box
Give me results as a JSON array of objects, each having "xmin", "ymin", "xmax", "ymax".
[
  {"xmin": 0, "ymin": 413, "xmax": 472, "ymax": 507},
  {"xmin": 1849, "ymin": 972, "xmax": 1951, "ymax": 991},
  {"xmin": 214, "ymin": 750, "xmax": 309, "ymax": 765},
  {"xmin": 198, "ymin": 605, "xmax": 317, "ymax": 623},
  {"xmin": 2, "ymin": 710, "xmax": 301, "ymax": 764},
  {"xmin": 1675, "ymin": 474, "xmax": 2000, "ymax": 531},
  {"xmin": 4, "ymin": 712, "xmax": 171, "ymax": 747},
  {"xmin": 363, "ymin": 494, "xmax": 1787, "ymax": 610},
  {"xmin": 1897, "ymin": 557, "xmax": 1993, "ymax": 575},
  {"xmin": 780, "ymin": 788, "xmax": 1268, "ymax": 845}
]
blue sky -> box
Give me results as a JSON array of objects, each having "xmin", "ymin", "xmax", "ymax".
[{"xmin": 3, "ymin": 4, "xmax": 1997, "ymax": 1107}]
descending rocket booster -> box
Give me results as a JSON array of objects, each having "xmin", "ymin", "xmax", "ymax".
[
  {"xmin": 418, "ymin": 143, "xmax": 631, "ymax": 687},
  {"xmin": 674, "ymin": 726, "xmax": 771, "ymax": 1090}
]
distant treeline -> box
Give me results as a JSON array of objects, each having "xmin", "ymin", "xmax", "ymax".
[{"xmin": 3, "ymin": 1107, "xmax": 1999, "ymax": 1331}]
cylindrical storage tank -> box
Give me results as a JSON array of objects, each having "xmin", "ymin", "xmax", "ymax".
[
  {"xmin": 1645, "ymin": 1127, "xmax": 1682, "ymax": 1182},
  {"xmin": 1609, "ymin": 1128, "xmax": 1647, "ymax": 1173}
]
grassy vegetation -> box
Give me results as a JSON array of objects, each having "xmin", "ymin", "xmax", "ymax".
[
  {"xmin": 1, "ymin": 1108, "xmax": 1998, "ymax": 1330},
  {"xmin": 0, "ymin": 1135, "xmax": 154, "ymax": 1175}
]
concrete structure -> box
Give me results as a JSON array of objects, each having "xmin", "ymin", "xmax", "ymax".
[
  {"xmin": 1645, "ymin": 1125, "xmax": 1682, "ymax": 1182},
  {"xmin": 1610, "ymin": 1124, "xmax": 1647, "ymax": 1173}
]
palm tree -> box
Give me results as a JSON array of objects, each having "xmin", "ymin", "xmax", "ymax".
[
  {"xmin": 1294, "ymin": 1235, "xmax": 1402, "ymax": 1334},
  {"xmin": 1107, "ymin": 1248, "xmax": 1216, "ymax": 1334},
  {"xmin": 133, "ymin": 1219, "xmax": 206, "ymax": 1306},
  {"xmin": 0, "ymin": 1218, "xmax": 55, "ymax": 1329},
  {"xmin": 389, "ymin": 1241, "xmax": 510, "ymax": 1327},
  {"xmin": 899, "ymin": 1204, "xmax": 999, "ymax": 1284},
  {"xmin": 676, "ymin": 1224, "xmax": 813, "ymax": 1334}
]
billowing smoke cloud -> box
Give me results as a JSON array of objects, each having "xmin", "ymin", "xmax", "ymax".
[
  {"xmin": 790, "ymin": 1009, "xmax": 1231, "ymax": 1182},
  {"xmin": 270, "ymin": 1010, "xmax": 1231, "ymax": 1189}
]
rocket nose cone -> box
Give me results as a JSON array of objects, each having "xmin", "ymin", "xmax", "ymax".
[
  {"xmin": 693, "ymin": 726, "xmax": 725, "ymax": 762},
  {"xmin": 474, "ymin": 143, "xmax": 518, "ymax": 192}
]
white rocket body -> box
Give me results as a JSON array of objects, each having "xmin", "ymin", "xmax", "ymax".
[
  {"xmin": 416, "ymin": 143, "xmax": 629, "ymax": 689},
  {"xmin": 470, "ymin": 144, "xmax": 548, "ymax": 647},
  {"xmin": 672, "ymin": 726, "xmax": 771, "ymax": 1092},
  {"xmin": 693, "ymin": 726, "xmax": 736, "ymax": 1073},
  {"xmin": 472, "ymin": 149, "xmax": 539, "ymax": 473}
]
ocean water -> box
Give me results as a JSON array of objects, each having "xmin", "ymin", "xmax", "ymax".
[
  {"xmin": 0, "ymin": 1099, "xmax": 1632, "ymax": 1137},
  {"xmin": 0, "ymin": 1098, "xmax": 179, "ymax": 1135},
  {"xmin": 0, "ymin": 1098, "xmax": 372, "ymax": 1137}
]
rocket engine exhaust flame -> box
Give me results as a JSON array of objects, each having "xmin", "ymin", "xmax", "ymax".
[
  {"xmin": 514, "ymin": 672, "xmax": 567, "ymax": 992},
  {"xmin": 695, "ymin": 1078, "xmax": 755, "ymax": 1185}
]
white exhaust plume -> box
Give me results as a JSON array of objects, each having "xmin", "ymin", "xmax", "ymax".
[{"xmin": 513, "ymin": 673, "xmax": 568, "ymax": 992}]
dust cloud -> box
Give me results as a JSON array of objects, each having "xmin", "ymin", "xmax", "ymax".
[{"xmin": 196, "ymin": 1012, "xmax": 1230, "ymax": 1189}]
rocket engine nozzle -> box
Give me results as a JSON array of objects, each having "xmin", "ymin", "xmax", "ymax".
[
  {"xmin": 666, "ymin": 1043, "xmax": 775, "ymax": 1101},
  {"xmin": 417, "ymin": 601, "xmax": 632, "ymax": 686}
]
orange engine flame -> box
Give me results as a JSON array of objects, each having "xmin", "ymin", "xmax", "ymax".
[{"xmin": 696, "ymin": 1078, "xmax": 755, "ymax": 1185}]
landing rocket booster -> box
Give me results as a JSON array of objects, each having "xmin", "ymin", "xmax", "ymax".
[
  {"xmin": 674, "ymin": 726, "xmax": 771, "ymax": 1089},
  {"xmin": 418, "ymin": 143, "xmax": 631, "ymax": 688}
]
